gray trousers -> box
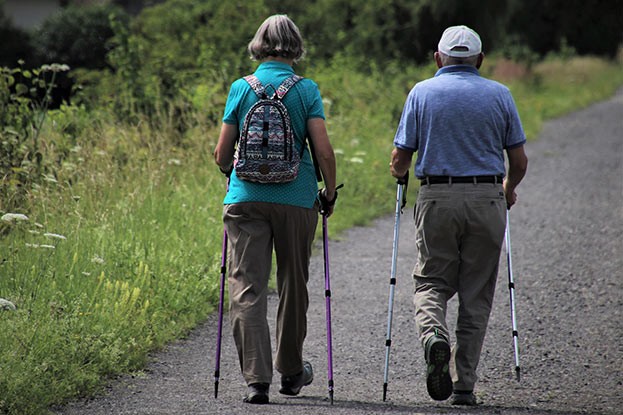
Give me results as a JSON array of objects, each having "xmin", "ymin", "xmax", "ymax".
[
  {"xmin": 223, "ymin": 202, "xmax": 318, "ymax": 385},
  {"xmin": 413, "ymin": 183, "xmax": 506, "ymax": 391}
]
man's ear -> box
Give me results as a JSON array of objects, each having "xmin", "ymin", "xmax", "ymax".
[
  {"xmin": 434, "ymin": 52, "xmax": 443, "ymax": 68},
  {"xmin": 476, "ymin": 53, "xmax": 484, "ymax": 69}
]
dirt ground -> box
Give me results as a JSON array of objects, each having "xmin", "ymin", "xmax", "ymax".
[{"xmin": 54, "ymin": 89, "xmax": 623, "ymax": 415}]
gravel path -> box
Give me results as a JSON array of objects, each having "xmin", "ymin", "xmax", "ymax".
[{"xmin": 55, "ymin": 89, "xmax": 623, "ymax": 415}]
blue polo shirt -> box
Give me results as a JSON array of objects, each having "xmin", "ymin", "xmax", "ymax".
[
  {"xmin": 222, "ymin": 61, "xmax": 325, "ymax": 208},
  {"xmin": 393, "ymin": 65, "xmax": 526, "ymax": 178}
]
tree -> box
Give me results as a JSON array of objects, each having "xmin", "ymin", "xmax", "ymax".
[{"xmin": 507, "ymin": 0, "xmax": 623, "ymax": 58}]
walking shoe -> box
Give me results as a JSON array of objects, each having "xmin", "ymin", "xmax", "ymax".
[
  {"xmin": 424, "ymin": 335, "xmax": 453, "ymax": 401},
  {"xmin": 279, "ymin": 361, "xmax": 314, "ymax": 396},
  {"xmin": 451, "ymin": 390, "xmax": 477, "ymax": 406},
  {"xmin": 243, "ymin": 383, "xmax": 269, "ymax": 404}
]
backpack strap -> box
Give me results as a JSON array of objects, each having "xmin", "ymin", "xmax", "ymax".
[
  {"xmin": 275, "ymin": 75, "xmax": 303, "ymax": 100},
  {"xmin": 243, "ymin": 75, "xmax": 266, "ymax": 98}
]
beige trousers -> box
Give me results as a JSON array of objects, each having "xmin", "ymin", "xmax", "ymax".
[
  {"xmin": 413, "ymin": 183, "xmax": 506, "ymax": 391},
  {"xmin": 223, "ymin": 202, "xmax": 318, "ymax": 385}
]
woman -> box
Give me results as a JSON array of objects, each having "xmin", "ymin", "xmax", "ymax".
[{"xmin": 213, "ymin": 14, "xmax": 338, "ymax": 404}]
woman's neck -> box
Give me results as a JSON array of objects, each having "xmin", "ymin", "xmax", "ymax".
[{"xmin": 263, "ymin": 56, "xmax": 294, "ymax": 66}]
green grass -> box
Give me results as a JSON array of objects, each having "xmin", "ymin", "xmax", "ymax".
[{"xmin": 0, "ymin": 55, "xmax": 622, "ymax": 414}]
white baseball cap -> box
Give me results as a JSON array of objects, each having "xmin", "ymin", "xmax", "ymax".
[{"xmin": 438, "ymin": 25, "xmax": 482, "ymax": 57}]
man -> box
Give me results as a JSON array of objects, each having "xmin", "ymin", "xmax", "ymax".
[{"xmin": 390, "ymin": 25, "xmax": 528, "ymax": 406}]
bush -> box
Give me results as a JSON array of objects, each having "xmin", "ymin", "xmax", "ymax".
[
  {"xmin": 0, "ymin": 62, "xmax": 71, "ymax": 213},
  {"xmin": 0, "ymin": 5, "xmax": 35, "ymax": 67},
  {"xmin": 32, "ymin": 4, "xmax": 129, "ymax": 70}
]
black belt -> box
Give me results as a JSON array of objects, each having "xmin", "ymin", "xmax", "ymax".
[{"xmin": 420, "ymin": 175, "xmax": 503, "ymax": 185}]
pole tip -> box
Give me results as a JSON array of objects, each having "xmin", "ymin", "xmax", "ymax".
[
  {"xmin": 214, "ymin": 381, "xmax": 219, "ymax": 399},
  {"xmin": 515, "ymin": 366, "xmax": 521, "ymax": 382},
  {"xmin": 383, "ymin": 383, "xmax": 388, "ymax": 401}
]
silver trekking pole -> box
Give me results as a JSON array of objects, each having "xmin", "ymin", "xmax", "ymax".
[
  {"xmin": 382, "ymin": 173, "xmax": 408, "ymax": 401},
  {"xmin": 505, "ymin": 209, "xmax": 521, "ymax": 381}
]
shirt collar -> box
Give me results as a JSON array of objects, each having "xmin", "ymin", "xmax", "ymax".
[
  {"xmin": 257, "ymin": 60, "xmax": 295, "ymax": 73},
  {"xmin": 434, "ymin": 65, "xmax": 480, "ymax": 77}
]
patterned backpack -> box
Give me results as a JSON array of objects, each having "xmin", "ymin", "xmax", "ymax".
[{"xmin": 235, "ymin": 74, "xmax": 304, "ymax": 183}]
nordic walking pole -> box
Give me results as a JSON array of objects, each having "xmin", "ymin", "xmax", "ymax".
[
  {"xmin": 322, "ymin": 213, "xmax": 334, "ymax": 405},
  {"xmin": 214, "ymin": 178, "xmax": 230, "ymax": 399},
  {"xmin": 382, "ymin": 173, "xmax": 409, "ymax": 401},
  {"xmin": 505, "ymin": 209, "xmax": 521, "ymax": 382},
  {"xmin": 322, "ymin": 183, "xmax": 343, "ymax": 405}
]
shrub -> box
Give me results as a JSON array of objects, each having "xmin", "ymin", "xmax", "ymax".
[{"xmin": 32, "ymin": 4, "xmax": 129, "ymax": 70}]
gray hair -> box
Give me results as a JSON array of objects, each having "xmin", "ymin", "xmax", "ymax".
[
  {"xmin": 247, "ymin": 15, "xmax": 306, "ymax": 62},
  {"xmin": 438, "ymin": 52, "xmax": 480, "ymax": 67}
]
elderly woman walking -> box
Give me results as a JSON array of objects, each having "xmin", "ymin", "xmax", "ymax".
[{"xmin": 213, "ymin": 14, "xmax": 338, "ymax": 404}]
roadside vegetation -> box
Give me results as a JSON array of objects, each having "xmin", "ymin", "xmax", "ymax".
[{"xmin": 1, "ymin": 1, "xmax": 622, "ymax": 414}]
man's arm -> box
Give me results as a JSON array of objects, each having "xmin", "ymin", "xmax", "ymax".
[
  {"xmin": 390, "ymin": 147, "xmax": 413, "ymax": 179},
  {"xmin": 504, "ymin": 145, "xmax": 528, "ymax": 209}
]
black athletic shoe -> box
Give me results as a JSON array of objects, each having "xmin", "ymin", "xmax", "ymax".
[
  {"xmin": 279, "ymin": 361, "xmax": 314, "ymax": 396},
  {"xmin": 243, "ymin": 383, "xmax": 269, "ymax": 404},
  {"xmin": 451, "ymin": 390, "xmax": 477, "ymax": 406},
  {"xmin": 425, "ymin": 336, "xmax": 453, "ymax": 401}
]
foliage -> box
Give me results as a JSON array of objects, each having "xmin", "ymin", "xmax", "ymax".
[
  {"xmin": 267, "ymin": 0, "xmax": 512, "ymax": 64},
  {"xmin": 0, "ymin": 62, "xmax": 70, "ymax": 214},
  {"xmin": 31, "ymin": 4, "xmax": 128, "ymax": 70},
  {"xmin": 506, "ymin": 0, "xmax": 623, "ymax": 58},
  {"xmin": 101, "ymin": 0, "xmax": 267, "ymax": 127},
  {"xmin": 0, "ymin": 1, "xmax": 35, "ymax": 67}
]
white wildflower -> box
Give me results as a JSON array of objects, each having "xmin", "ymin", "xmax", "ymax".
[
  {"xmin": 334, "ymin": 148, "xmax": 345, "ymax": 155},
  {"xmin": 354, "ymin": 151, "xmax": 367, "ymax": 156},
  {"xmin": 82, "ymin": 272, "xmax": 91, "ymax": 276},
  {"xmin": 1, "ymin": 213, "xmax": 29, "ymax": 223},
  {"xmin": 25, "ymin": 243, "xmax": 55, "ymax": 249},
  {"xmin": 91, "ymin": 255, "xmax": 105, "ymax": 265},
  {"xmin": 168, "ymin": 159, "xmax": 182, "ymax": 166},
  {"xmin": 44, "ymin": 233, "xmax": 67, "ymax": 240},
  {"xmin": 348, "ymin": 157, "xmax": 364, "ymax": 164}
]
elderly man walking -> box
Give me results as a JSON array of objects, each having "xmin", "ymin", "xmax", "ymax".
[{"xmin": 390, "ymin": 25, "xmax": 528, "ymax": 406}]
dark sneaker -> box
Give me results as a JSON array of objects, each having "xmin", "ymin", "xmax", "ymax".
[
  {"xmin": 451, "ymin": 390, "xmax": 477, "ymax": 406},
  {"xmin": 279, "ymin": 361, "xmax": 314, "ymax": 396},
  {"xmin": 425, "ymin": 336, "xmax": 453, "ymax": 401},
  {"xmin": 243, "ymin": 383, "xmax": 269, "ymax": 404}
]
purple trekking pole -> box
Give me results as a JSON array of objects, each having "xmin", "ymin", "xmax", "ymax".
[
  {"xmin": 322, "ymin": 213, "xmax": 335, "ymax": 405},
  {"xmin": 321, "ymin": 183, "xmax": 342, "ymax": 405},
  {"xmin": 214, "ymin": 178, "xmax": 230, "ymax": 399},
  {"xmin": 213, "ymin": 227, "xmax": 227, "ymax": 399}
]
